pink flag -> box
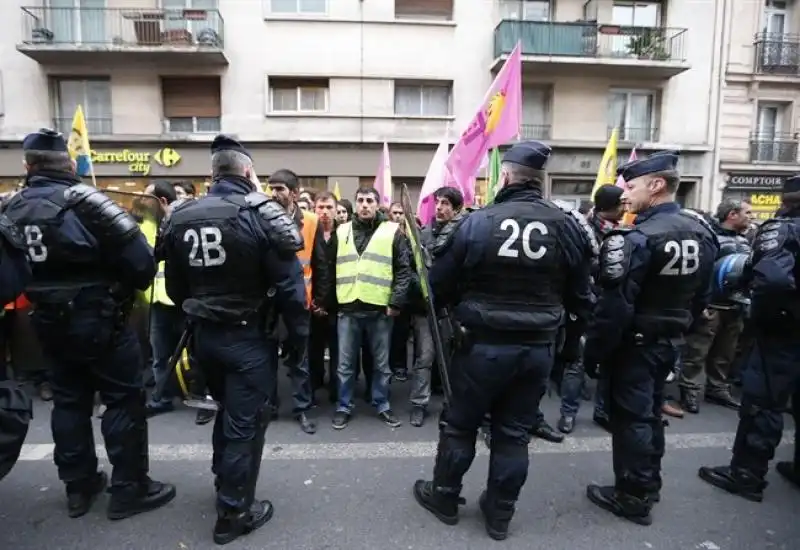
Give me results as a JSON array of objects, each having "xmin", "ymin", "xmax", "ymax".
[
  {"xmin": 373, "ymin": 142, "xmax": 393, "ymax": 206},
  {"xmin": 445, "ymin": 41, "xmax": 522, "ymax": 205},
  {"xmin": 416, "ymin": 133, "xmax": 452, "ymax": 225},
  {"xmin": 616, "ymin": 148, "xmax": 638, "ymax": 188}
]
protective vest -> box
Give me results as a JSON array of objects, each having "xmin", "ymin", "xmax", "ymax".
[
  {"xmin": 297, "ymin": 209, "xmax": 318, "ymax": 306},
  {"xmin": 2, "ymin": 183, "xmax": 111, "ymax": 291},
  {"xmin": 632, "ymin": 211, "xmax": 711, "ymax": 337},
  {"xmin": 167, "ymin": 194, "xmax": 270, "ymax": 320},
  {"xmin": 716, "ymin": 233, "xmax": 751, "ymax": 259},
  {"xmin": 458, "ymin": 200, "xmax": 566, "ymax": 340},
  {"xmin": 138, "ymin": 217, "xmax": 172, "ymax": 306},
  {"xmin": 336, "ymin": 221, "xmax": 398, "ymax": 306}
]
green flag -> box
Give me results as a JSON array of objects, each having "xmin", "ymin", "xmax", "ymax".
[{"xmin": 486, "ymin": 148, "xmax": 501, "ymax": 204}]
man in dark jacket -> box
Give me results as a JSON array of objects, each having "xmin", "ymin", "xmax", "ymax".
[{"xmin": 330, "ymin": 187, "xmax": 412, "ymax": 429}]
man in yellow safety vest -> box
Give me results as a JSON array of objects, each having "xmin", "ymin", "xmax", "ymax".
[{"xmin": 330, "ymin": 186, "xmax": 412, "ymax": 430}]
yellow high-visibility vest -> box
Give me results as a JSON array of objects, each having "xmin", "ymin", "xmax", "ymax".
[
  {"xmin": 138, "ymin": 217, "xmax": 173, "ymax": 306},
  {"xmin": 335, "ymin": 221, "xmax": 398, "ymax": 306}
]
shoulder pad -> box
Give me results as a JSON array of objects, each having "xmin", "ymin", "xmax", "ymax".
[
  {"xmin": 63, "ymin": 184, "xmax": 140, "ymax": 246},
  {"xmin": 244, "ymin": 191, "xmax": 271, "ymax": 209},
  {"xmin": 562, "ymin": 206, "xmax": 599, "ymax": 257},
  {"xmin": 680, "ymin": 209, "xmax": 715, "ymax": 236},
  {"xmin": 0, "ymin": 213, "xmax": 25, "ymax": 251},
  {"xmin": 252, "ymin": 199, "xmax": 303, "ymax": 256},
  {"xmin": 164, "ymin": 198, "xmax": 191, "ymax": 224},
  {"xmin": 597, "ymin": 229, "xmax": 632, "ymax": 287},
  {"xmin": 754, "ymin": 218, "xmax": 788, "ymax": 253}
]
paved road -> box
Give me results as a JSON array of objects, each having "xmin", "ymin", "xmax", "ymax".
[{"xmin": 1, "ymin": 378, "xmax": 797, "ymax": 550}]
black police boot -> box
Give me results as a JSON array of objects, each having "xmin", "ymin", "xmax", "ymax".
[
  {"xmin": 697, "ymin": 465, "xmax": 766, "ymax": 502},
  {"xmin": 531, "ymin": 420, "xmax": 565, "ymax": 443},
  {"xmin": 478, "ymin": 490, "xmax": 515, "ymax": 541},
  {"xmin": 776, "ymin": 462, "xmax": 800, "ymax": 489},
  {"xmin": 586, "ymin": 484, "xmax": 652, "ymax": 526},
  {"xmin": 412, "ymin": 480, "xmax": 464, "ymax": 525},
  {"xmin": 66, "ymin": 471, "xmax": 108, "ymax": 518},
  {"xmin": 592, "ymin": 412, "xmax": 611, "ymax": 433},
  {"xmin": 213, "ymin": 500, "xmax": 274, "ymax": 546},
  {"xmin": 107, "ymin": 478, "xmax": 177, "ymax": 520}
]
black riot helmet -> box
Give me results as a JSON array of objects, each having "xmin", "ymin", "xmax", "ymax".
[{"xmin": 712, "ymin": 253, "xmax": 750, "ymax": 304}]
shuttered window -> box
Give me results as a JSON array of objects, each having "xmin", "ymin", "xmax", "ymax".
[
  {"xmin": 162, "ymin": 77, "xmax": 221, "ymax": 134},
  {"xmin": 395, "ymin": 0, "xmax": 453, "ymax": 20}
]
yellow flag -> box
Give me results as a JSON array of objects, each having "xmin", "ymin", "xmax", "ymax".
[
  {"xmin": 591, "ymin": 127, "xmax": 619, "ymax": 201},
  {"xmin": 332, "ymin": 181, "xmax": 342, "ymax": 200}
]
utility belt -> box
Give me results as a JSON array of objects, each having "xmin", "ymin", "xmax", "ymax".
[{"xmin": 457, "ymin": 325, "xmax": 558, "ymax": 350}]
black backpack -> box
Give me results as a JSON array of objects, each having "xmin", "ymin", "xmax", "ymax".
[{"xmin": 0, "ymin": 381, "xmax": 32, "ymax": 481}]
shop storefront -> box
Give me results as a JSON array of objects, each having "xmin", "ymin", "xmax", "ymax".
[{"xmin": 722, "ymin": 173, "xmax": 786, "ymax": 222}]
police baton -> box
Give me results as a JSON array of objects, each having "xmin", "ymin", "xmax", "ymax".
[{"xmin": 151, "ymin": 323, "xmax": 192, "ymax": 403}]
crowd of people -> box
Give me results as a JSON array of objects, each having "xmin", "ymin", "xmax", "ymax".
[{"xmin": 0, "ymin": 129, "xmax": 797, "ymax": 546}]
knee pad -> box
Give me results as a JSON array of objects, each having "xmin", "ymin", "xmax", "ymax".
[{"xmin": 441, "ymin": 421, "xmax": 474, "ymax": 441}]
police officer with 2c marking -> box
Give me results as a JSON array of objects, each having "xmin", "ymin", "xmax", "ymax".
[
  {"xmin": 1, "ymin": 129, "xmax": 176, "ymax": 519},
  {"xmin": 698, "ymin": 174, "xmax": 800, "ymax": 502},
  {"xmin": 412, "ymin": 141, "xmax": 594, "ymax": 541},
  {"xmin": 583, "ymin": 151, "xmax": 718, "ymax": 525},
  {"xmin": 160, "ymin": 135, "xmax": 308, "ymax": 545}
]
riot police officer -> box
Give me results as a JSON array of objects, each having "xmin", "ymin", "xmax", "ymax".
[
  {"xmin": 583, "ymin": 151, "xmax": 717, "ymax": 525},
  {"xmin": 0, "ymin": 211, "xmax": 30, "ymax": 306},
  {"xmin": 699, "ymin": 174, "xmax": 800, "ymax": 501},
  {"xmin": 160, "ymin": 135, "xmax": 308, "ymax": 545},
  {"xmin": 1, "ymin": 129, "xmax": 176, "ymax": 518},
  {"xmin": 412, "ymin": 141, "xmax": 594, "ymax": 541}
]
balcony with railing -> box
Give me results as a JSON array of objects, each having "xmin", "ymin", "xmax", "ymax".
[
  {"xmin": 749, "ymin": 132, "xmax": 799, "ymax": 163},
  {"xmin": 18, "ymin": 6, "xmax": 226, "ymax": 65},
  {"xmin": 754, "ymin": 32, "xmax": 800, "ymax": 76},
  {"xmin": 609, "ymin": 126, "xmax": 660, "ymax": 143},
  {"xmin": 494, "ymin": 20, "xmax": 690, "ymax": 78},
  {"xmin": 53, "ymin": 116, "xmax": 113, "ymax": 136}
]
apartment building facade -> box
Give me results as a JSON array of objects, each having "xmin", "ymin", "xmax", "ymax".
[
  {"xmin": 0, "ymin": 0, "xmax": 721, "ymax": 208},
  {"xmin": 717, "ymin": 0, "xmax": 800, "ymax": 220}
]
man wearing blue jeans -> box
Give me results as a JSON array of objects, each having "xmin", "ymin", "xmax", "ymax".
[{"xmin": 331, "ymin": 187, "xmax": 412, "ymax": 429}]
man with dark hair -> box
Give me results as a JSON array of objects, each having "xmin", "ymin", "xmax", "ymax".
[
  {"xmin": 267, "ymin": 168, "xmax": 330, "ymax": 434},
  {"xmin": 413, "ymin": 142, "xmax": 594, "ymax": 540},
  {"xmin": 699, "ymin": 174, "xmax": 800, "ymax": 501},
  {"xmin": 331, "ymin": 186, "xmax": 412, "ymax": 429},
  {"xmin": 174, "ymin": 181, "xmax": 197, "ymax": 200},
  {"xmin": 557, "ymin": 184, "xmax": 624, "ymax": 434},
  {"xmin": 161, "ymin": 135, "xmax": 307, "ymax": 543},
  {"xmin": 677, "ymin": 198, "xmax": 752, "ymax": 414},
  {"xmin": 584, "ymin": 151, "xmax": 718, "ymax": 525},
  {"xmin": 2, "ymin": 129, "xmax": 175, "ymax": 519}
]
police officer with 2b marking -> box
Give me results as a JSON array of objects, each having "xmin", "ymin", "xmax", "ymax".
[
  {"xmin": 160, "ymin": 136, "xmax": 308, "ymax": 545},
  {"xmin": 583, "ymin": 151, "xmax": 717, "ymax": 526},
  {"xmin": 1, "ymin": 129, "xmax": 176, "ymax": 519},
  {"xmin": 412, "ymin": 141, "xmax": 594, "ymax": 541}
]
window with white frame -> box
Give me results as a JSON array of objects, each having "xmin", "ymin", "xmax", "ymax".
[
  {"xmin": 753, "ymin": 102, "xmax": 795, "ymax": 162},
  {"xmin": 54, "ymin": 78, "xmax": 112, "ymax": 134},
  {"xmin": 522, "ymin": 86, "xmax": 550, "ymax": 139},
  {"xmin": 48, "ymin": 0, "xmax": 107, "ymax": 44},
  {"xmin": 269, "ymin": 78, "xmax": 328, "ymax": 113},
  {"xmin": 269, "ymin": 0, "xmax": 327, "ymax": 15},
  {"xmin": 394, "ymin": 82, "xmax": 452, "ymax": 116},
  {"xmin": 499, "ymin": 0, "xmax": 550, "ymax": 22},
  {"xmin": 608, "ymin": 89, "xmax": 656, "ymax": 142}
]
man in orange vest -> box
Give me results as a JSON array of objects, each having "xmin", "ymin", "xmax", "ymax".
[{"xmin": 268, "ymin": 169, "xmax": 331, "ymax": 434}]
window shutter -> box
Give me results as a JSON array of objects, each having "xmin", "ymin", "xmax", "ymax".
[
  {"xmin": 162, "ymin": 77, "xmax": 221, "ymax": 118},
  {"xmin": 395, "ymin": 0, "xmax": 452, "ymax": 19}
]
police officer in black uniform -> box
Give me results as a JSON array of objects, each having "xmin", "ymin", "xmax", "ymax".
[
  {"xmin": 161, "ymin": 136, "xmax": 308, "ymax": 545},
  {"xmin": 583, "ymin": 151, "xmax": 717, "ymax": 525},
  {"xmin": 412, "ymin": 141, "xmax": 594, "ymax": 541},
  {"xmin": 0, "ymin": 211, "xmax": 31, "ymax": 306},
  {"xmin": 1, "ymin": 129, "xmax": 176, "ymax": 518},
  {"xmin": 698, "ymin": 174, "xmax": 800, "ymax": 501}
]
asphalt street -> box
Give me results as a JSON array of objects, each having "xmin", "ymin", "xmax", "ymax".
[{"xmin": 1, "ymin": 376, "xmax": 797, "ymax": 550}]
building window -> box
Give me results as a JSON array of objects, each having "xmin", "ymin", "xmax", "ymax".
[
  {"xmin": 394, "ymin": 82, "xmax": 452, "ymax": 117},
  {"xmin": 608, "ymin": 89, "xmax": 657, "ymax": 142},
  {"xmin": 298, "ymin": 177, "xmax": 327, "ymax": 191},
  {"xmin": 162, "ymin": 77, "xmax": 221, "ymax": 134},
  {"xmin": 269, "ymin": 78, "xmax": 329, "ymax": 113},
  {"xmin": 395, "ymin": 0, "xmax": 453, "ymax": 20},
  {"xmin": 522, "ymin": 86, "xmax": 551, "ymax": 139},
  {"xmin": 162, "ymin": 0, "xmax": 220, "ymax": 39},
  {"xmin": 269, "ymin": 0, "xmax": 327, "ymax": 15},
  {"xmin": 499, "ymin": 0, "xmax": 550, "ymax": 21},
  {"xmin": 53, "ymin": 78, "xmax": 112, "ymax": 134},
  {"xmin": 751, "ymin": 102, "xmax": 796, "ymax": 163},
  {"xmin": 611, "ymin": 1, "xmax": 661, "ymax": 27},
  {"xmin": 47, "ymin": 0, "xmax": 107, "ymax": 45}
]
